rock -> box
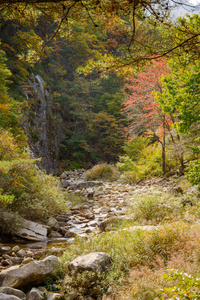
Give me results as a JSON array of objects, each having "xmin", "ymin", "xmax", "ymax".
[
  {"xmin": 71, "ymin": 181, "xmax": 103, "ymax": 190},
  {"xmin": 0, "ymin": 212, "xmax": 47, "ymax": 242},
  {"xmin": 46, "ymin": 292, "xmax": 63, "ymax": 300},
  {"xmin": 8, "ymin": 257, "xmax": 23, "ymax": 265},
  {"xmin": 0, "ymin": 255, "xmax": 58, "ymax": 288},
  {"xmin": 64, "ymin": 231, "xmax": 76, "ymax": 238},
  {"xmin": 98, "ymin": 222, "xmax": 107, "ymax": 232},
  {"xmin": 11, "ymin": 246, "xmax": 20, "ymax": 253},
  {"xmin": 60, "ymin": 180, "xmax": 71, "ymax": 188},
  {"xmin": 16, "ymin": 250, "xmax": 26, "ymax": 258},
  {"xmin": 68, "ymin": 252, "xmax": 112, "ymax": 275},
  {"xmin": 14, "ymin": 217, "xmax": 47, "ymax": 241},
  {"xmin": 27, "ymin": 287, "xmax": 44, "ymax": 300},
  {"xmin": 21, "ymin": 257, "xmax": 34, "ymax": 265},
  {"xmin": 0, "ymin": 287, "xmax": 26, "ymax": 300},
  {"xmin": 0, "ymin": 293, "xmax": 21, "ymax": 300},
  {"xmin": 0, "ymin": 247, "xmax": 11, "ymax": 255},
  {"xmin": 48, "ymin": 231, "xmax": 63, "ymax": 238},
  {"xmin": 1, "ymin": 260, "xmax": 12, "ymax": 266},
  {"xmin": 47, "ymin": 218, "xmax": 59, "ymax": 230}
]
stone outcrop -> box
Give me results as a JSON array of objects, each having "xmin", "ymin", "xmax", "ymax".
[
  {"xmin": 0, "ymin": 255, "xmax": 58, "ymax": 288},
  {"xmin": 22, "ymin": 74, "xmax": 61, "ymax": 174}
]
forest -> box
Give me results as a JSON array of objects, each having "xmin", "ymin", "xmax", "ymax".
[{"xmin": 0, "ymin": 0, "xmax": 200, "ymax": 299}]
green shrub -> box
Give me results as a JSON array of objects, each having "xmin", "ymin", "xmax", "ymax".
[
  {"xmin": 123, "ymin": 136, "xmax": 150, "ymax": 161},
  {"xmin": 117, "ymin": 155, "xmax": 137, "ymax": 173},
  {"xmin": 117, "ymin": 144, "xmax": 164, "ymax": 182},
  {"xmin": 0, "ymin": 130, "xmax": 67, "ymax": 220},
  {"xmin": 130, "ymin": 192, "xmax": 178, "ymax": 223},
  {"xmin": 186, "ymin": 159, "xmax": 200, "ymax": 190},
  {"xmin": 84, "ymin": 163, "xmax": 120, "ymax": 181},
  {"xmin": 159, "ymin": 269, "xmax": 200, "ymax": 299}
]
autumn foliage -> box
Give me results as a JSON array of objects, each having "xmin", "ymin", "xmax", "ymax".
[{"xmin": 123, "ymin": 59, "xmax": 170, "ymax": 138}]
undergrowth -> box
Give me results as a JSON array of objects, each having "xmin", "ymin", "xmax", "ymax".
[{"xmin": 84, "ymin": 163, "xmax": 120, "ymax": 181}]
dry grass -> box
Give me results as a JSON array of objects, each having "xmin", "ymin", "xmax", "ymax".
[
  {"xmin": 84, "ymin": 163, "xmax": 120, "ymax": 181},
  {"xmin": 109, "ymin": 225, "xmax": 200, "ymax": 300}
]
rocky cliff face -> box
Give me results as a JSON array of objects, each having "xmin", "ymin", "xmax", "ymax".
[{"xmin": 22, "ymin": 74, "xmax": 61, "ymax": 174}]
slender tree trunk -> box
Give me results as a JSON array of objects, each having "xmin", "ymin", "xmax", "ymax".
[{"xmin": 162, "ymin": 118, "xmax": 166, "ymax": 174}]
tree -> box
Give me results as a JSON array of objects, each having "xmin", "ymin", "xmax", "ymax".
[
  {"xmin": 123, "ymin": 59, "xmax": 169, "ymax": 173},
  {"xmin": 156, "ymin": 57, "xmax": 200, "ymax": 134},
  {"xmin": 0, "ymin": 0, "xmax": 199, "ymax": 69},
  {"xmin": 0, "ymin": 48, "xmax": 25, "ymax": 142}
]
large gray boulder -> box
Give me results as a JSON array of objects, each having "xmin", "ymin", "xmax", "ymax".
[
  {"xmin": 14, "ymin": 218, "xmax": 47, "ymax": 241},
  {"xmin": 68, "ymin": 252, "xmax": 112, "ymax": 274},
  {"xmin": 0, "ymin": 212, "xmax": 47, "ymax": 241},
  {"xmin": 0, "ymin": 255, "xmax": 58, "ymax": 288}
]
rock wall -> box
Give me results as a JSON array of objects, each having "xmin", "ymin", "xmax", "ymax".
[{"xmin": 21, "ymin": 74, "xmax": 61, "ymax": 174}]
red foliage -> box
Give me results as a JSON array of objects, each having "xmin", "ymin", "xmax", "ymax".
[{"xmin": 123, "ymin": 59, "xmax": 170, "ymax": 138}]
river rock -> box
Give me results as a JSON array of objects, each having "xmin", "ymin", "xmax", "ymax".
[
  {"xmin": 16, "ymin": 249, "xmax": 26, "ymax": 258},
  {"xmin": 47, "ymin": 218, "xmax": 59, "ymax": 230},
  {"xmin": 0, "ymin": 255, "xmax": 58, "ymax": 288},
  {"xmin": 0, "ymin": 293, "xmax": 21, "ymax": 299},
  {"xmin": 27, "ymin": 287, "xmax": 44, "ymax": 300},
  {"xmin": 0, "ymin": 248, "xmax": 11, "ymax": 256},
  {"xmin": 11, "ymin": 246, "xmax": 20, "ymax": 253},
  {"xmin": 70, "ymin": 181, "xmax": 103, "ymax": 190},
  {"xmin": 60, "ymin": 180, "xmax": 71, "ymax": 188},
  {"xmin": 0, "ymin": 287, "xmax": 26, "ymax": 300},
  {"xmin": 68, "ymin": 252, "xmax": 112, "ymax": 274},
  {"xmin": 46, "ymin": 293, "xmax": 63, "ymax": 300},
  {"xmin": 48, "ymin": 231, "xmax": 63, "ymax": 238}
]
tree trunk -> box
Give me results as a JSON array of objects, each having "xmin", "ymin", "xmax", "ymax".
[{"xmin": 162, "ymin": 119, "xmax": 166, "ymax": 174}]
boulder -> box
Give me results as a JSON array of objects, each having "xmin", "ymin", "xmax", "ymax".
[
  {"xmin": 47, "ymin": 218, "xmax": 59, "ymax": 231},
  {"xmin": 46, "ymin": 293, "xmax": 63, "ymax": 300},
  {"xmin": 0, "ymin": 293, "xmax": 21, "ymax": 300},
  {"xmin": 27, "ymin": 288, "xmax": 44, "ymax": 300},
  {"xmin": 0, "ymin": 287, "xmax": 26, "ymax": 300},
  {"xmin": 68, "ymin": 252, "xmax": 112, "ymax": 275},
  {"xmin": 0, "ymin": 255, "xmax": 58, "ymax": 288},
  {"xmin": 14, "ymin": 218, "xmax": 47, "ymax": 241},
  {"xmin": 0, "ymin": 213, "xmax": 47, "ymax": 242}
]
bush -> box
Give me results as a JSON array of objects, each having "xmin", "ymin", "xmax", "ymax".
[
  {"xmin": 84, "ymin": 163, "xmax": 120, "ymax": 181},
  {"xmin": 117, "ymin": 145, "xmax": 164, "ymax": 182},
  {"xmin": 130, "ymin": 192, "xmax": 178, "ymax": 223},
  {"xmin": 159, "ymin": 269, "xmax": 200, "ymax": 299},
  {"xmin": 186, "ymin": 159, "xmax": 200, "ymax": 190},
  {"xmin": 123, "ymin": 136, "xmax": 150, "ymax": 161},
  {"xmin": 0, "ymin": 130, "xmax": 67, "ymax": 220}
]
